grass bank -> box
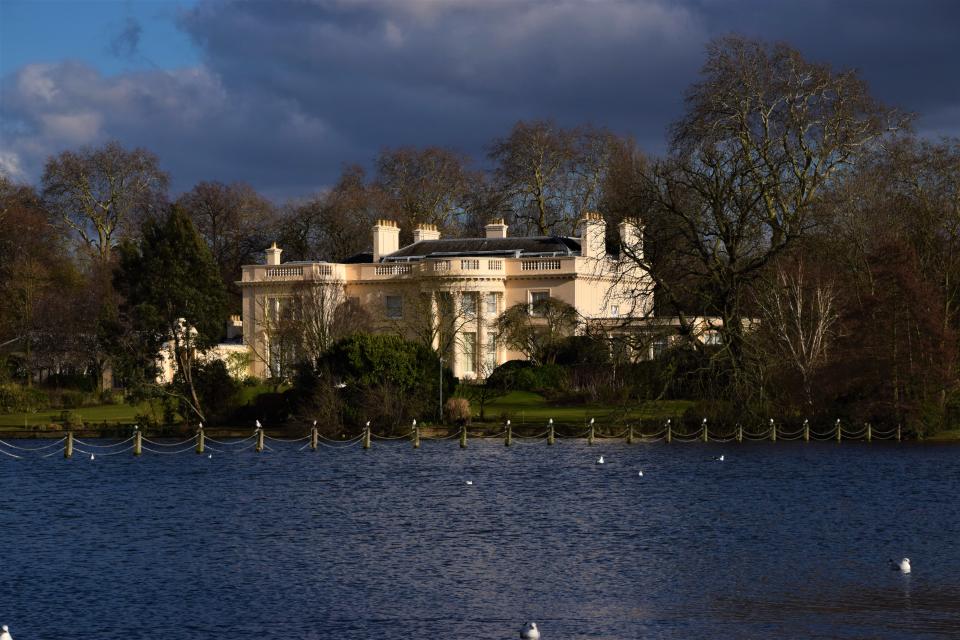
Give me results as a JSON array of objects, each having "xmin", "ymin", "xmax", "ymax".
[
  {"xmin": 0, "ymin": 401, "xmax": 161, "ymax": 430},
  {"xmin": 476, "ymin": 391, "xmax": 692, "ymax": 426}
]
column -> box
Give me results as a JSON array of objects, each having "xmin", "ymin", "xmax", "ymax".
[{"xmin": 477, "ymin": 290, "xmax": 487, "ymax": 378}]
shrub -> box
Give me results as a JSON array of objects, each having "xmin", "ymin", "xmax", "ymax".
[
  {"xmin": 444, "ymin": 397, "xmax": 471, "ymax": 425},
  {"xmin": 487, "ymin": 361, "xmax": 568, "ymax": 395},
  {"xmin": 0, "ymin": 384, "xmax": 47, "ymax": 413},
  {"xmin": 308, "ymin": 334, "xmax": 451, "ymax": 427}
]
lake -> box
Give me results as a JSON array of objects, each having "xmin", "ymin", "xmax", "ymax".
[{"xmin": 2, "ymin": 438, "xmax": 959, "ymax": 639}]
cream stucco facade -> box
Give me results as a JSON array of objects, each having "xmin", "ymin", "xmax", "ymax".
[{"xmin": 238, "ymin": 214, "xmax": 654, "ymax": 379}]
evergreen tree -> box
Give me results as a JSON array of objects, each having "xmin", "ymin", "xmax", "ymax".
[{"xmin": 115, "ymin": 206, "xmax": 227, "ymax": 421}]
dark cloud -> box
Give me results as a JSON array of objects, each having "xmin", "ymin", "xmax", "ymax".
[
  {"xmin": 109, "ymin": 16, "xmax": 143, "ymax": 59},
  {"xmin": 1, "ymin": 0, "xmax": 958, "ymax": 198}
]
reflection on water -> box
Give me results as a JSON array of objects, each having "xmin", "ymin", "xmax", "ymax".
[{"xmin": 2, "ymin": 440, "xmax": 959, "ymax": 639}]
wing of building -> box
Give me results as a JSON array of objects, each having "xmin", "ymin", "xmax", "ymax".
[{"xmin": 238, "ymin": 213, "xmax": 654, "ymax": 379}]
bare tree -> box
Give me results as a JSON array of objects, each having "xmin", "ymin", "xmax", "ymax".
[
  {"xmin": 490, "ymin": 120, "xmax": 618, "ymax": 236},
  {"xmin": 176, "ymin": 181, "xmax": 276, "ymax": 311},
  {"xmin": 41, "ymin": 141, "xmax": 169, "ymax": 261},
  {"xmin": 375, "ymin": 146, "xmax": 478, "ymax": 240},
  {"xmin": 378, "ymin": 285, "xmax": 474, "ymax": 360},
  {"xmin": 277, "ymin": 166, "xmax": 384, "ymax": 262},
  {"xmin": 495, "ymin": 298, "xmax": 579, "ymax": 365},
  {"xmin": 754, "ymin": 259, "xmax": 838, "ymax": 407},
  {"xmin": 249, "ymin": 280, "xmax": 367, "ymax": 384},
  {"xmin": 619, "ymin": 36, "xmax": 905, "ymax": 396}
]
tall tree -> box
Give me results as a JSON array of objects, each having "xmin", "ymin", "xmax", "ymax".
[
  {"xmin": 375, "ymin": 146, "xmax": 477, "ymax": 240},
  {"xmin": 176, "ymin": 181, "xmax": 275, "ymax": 312},
  {"xmin": 0, "ymin": 182, "xmax": 80, "ymax": 384},
  {"xmin": 489, "ymin": 120, "xmax": 618, "ymax": 236},
  {"xmin": 276, "ymin": 166, "xmax": 386, "ymax": 262},
  {"xmin": 115, "ymin": 206, "xmax": 227, "ymax": 420},
  {"xmin": 621, "ymin": 36, "xmax": 904, "ymax": 397},
  {"xmin": 41, "ymin": 141, "xmax": 169, "ymax": 262}
]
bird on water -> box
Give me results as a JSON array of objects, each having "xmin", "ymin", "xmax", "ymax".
[
  {"xmin": 1, "ymin": 623, "xmax": 13, "ymax": 640},
  {"xmin": 520, "ymin": 622, "xmax": 540, "ymax": 639},
  {"xmin": 890, "ymin": 557, "xmax": 911, "ymax": 573},
  {"xmin": 596, "ymin": 455, "xmax": 605, "ymax": 465},
  {"xmin": 713, "ymin": 454, "xmax": 724, "ymax": 461}
]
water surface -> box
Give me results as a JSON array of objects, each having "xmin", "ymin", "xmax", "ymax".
[{"xmin": 2, "ymin": 439, "xmax": 959, "ymax": 639}]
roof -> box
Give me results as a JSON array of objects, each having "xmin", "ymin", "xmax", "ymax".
[
  {"xmin": 384, "ymin": 236, "xmax": 582, "ymax": 261},
  {"xmin": 341, "ymin": 251, "xmax": 374, "ymax": 264}
]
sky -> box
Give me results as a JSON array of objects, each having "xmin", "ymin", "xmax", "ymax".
[{"xmin": 1, "ymin": 0, "xmax": 959, "ymax": 200}]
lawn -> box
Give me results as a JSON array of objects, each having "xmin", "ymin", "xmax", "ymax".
[
  {"xmin": 0, "ymin": 401, "xmax": 162, "ymax": 430},
  {"xmin": 477, "ymin": 391, "xmax": 692, "ymax": 426}
]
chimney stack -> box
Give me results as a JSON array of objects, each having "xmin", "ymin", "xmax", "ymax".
[
  {"xmin": 412, "ymin": 222, "xmax": 441, "ymax": 243},
  {"xmin": 265, "ymin": 242, "xmax": 282, "ymax": 266},
  {"xmin": 618, "ymin": 218, "xmax": 644, "ymax": 260},
  {"xmin": 485, "ymin": 218, "xmax": 508, "ymax": 239},
  {"xmin": 372, "ymin": 219, "xmax": 400, "ymax": 262},
  {"xmin": 578, "ymin": 212, "xmax": 606, "ymax": 259}
]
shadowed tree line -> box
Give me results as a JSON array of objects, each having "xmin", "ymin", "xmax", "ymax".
[{"xmin": 1, "ymin": 36, "xmax": 959, "ymax": 433}]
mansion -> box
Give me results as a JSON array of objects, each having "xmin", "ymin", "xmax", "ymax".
[{"xmin": 238, "ymin": 214, "xmax": 654, "ymax": 379}]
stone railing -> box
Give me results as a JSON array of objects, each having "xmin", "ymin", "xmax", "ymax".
[
  {"xmin": 375, "ymin": 264, "xmax": 412, "ymax": 275},
  {"xmin": 520, "ymin": 259, "xmax": 562, "ymax": 271},
  {"xmin": 265, "ymin": 266, "xmax": 304, "ymax": 279}
]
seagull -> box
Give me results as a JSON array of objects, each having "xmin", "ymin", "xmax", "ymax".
[
  {"xmin": 596, "ymin": 455, "xmax": 605, "ymax": 465},
  {"xmin": 465, "ymin": 480, "xmax": 473, "ymax": 485},
  {"xmin": 638, "ymin": 470, "xmax": 644, "ymax": 477},
  {"xmin": 890, "ymin": 558, "xmax": 911, "ymax": 574},
  {"xmin": 1, "ymin": 624, "xmax": 13, "ymax": 640},
  {"xmin": 520, "ymin": 622, "xmax": 540, "ymax": 639},
  {"xmin": 255, "ymin": 419, "xmax": 262, "ymax": 430},
  {"xmin": 90, "ymin": 454, "xmax": 95, "ymax": 461},
  {"xmin": 713, "ymin": 454, "xmax": 724, "ymax": 461},
  {"xmin": 208, "ymin": 454, "xmax": 213, "ymax": 460}
]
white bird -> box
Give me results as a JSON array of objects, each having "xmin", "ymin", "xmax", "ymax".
[
  {"xmin": 638, "ymin": 470, "xmax": 644, "ymax": 477},
  {"xmin": 1, "ymin": 624, "xmax": 13, "ymax": 640},
  {"xmin": 255, "ymin": 419, "xmax": 262, "ymax": 429},
  {"xmin": 520, "ymin": 622, "xmax": 540, "ymax": 639},
  {"xmin": 713, "ymin": 454, "xmax": 724, "ymax": 461},
  {"xmin": 890, "ymin": 557, "xmax": 911, "ymax": 573},
  {"xmin": 596, "ymin": 455, "xmax": 605, "ymax": 465},
  {"xmin": 465, "ymin": 480, "xmax": 473, "ymax": 485},
  {"xmin": 90, "ymin": 454, "xmax": 95, "ymax": 461},
  {"xmin": 208, "ymin": 454, "xmax": 213, "ymax": 459}
]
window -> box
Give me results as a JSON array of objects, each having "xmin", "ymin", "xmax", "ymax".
[
  {"xmin": 609, "ymin": 305, "xmax": 619, "ymax": 318},
  {"xmin": 461, "ymin": 332, "xmax": 476, "ymax": 374},
  {"xmin": 460, "ymin": 292, "xmax": 477, "ymax": 318},
  {"xmin": 652, "ymin": 337, "xmax": 669, "ymax": 359},
  {"xmin": 529, "ymin": 290, "xmax": 550, "ymax": 316},
  {"xmin": 703, "ymin": 332, "xmax": 722, "ymax": 346},
  {"xmin": 384, "ymin": 295, "xmax": 403, "ymax": 319},
  {"xmin": 485, "ymin": 293, "xmax": 498, "ymax": 316},
  {"xmin": 484, "ymin": 332, "xmax": 497, "ymax": 373}
]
